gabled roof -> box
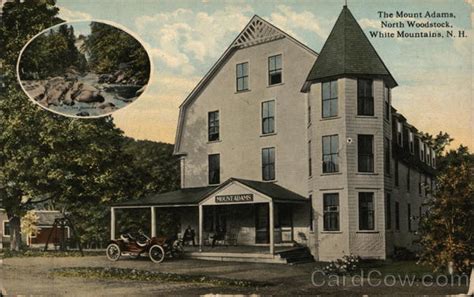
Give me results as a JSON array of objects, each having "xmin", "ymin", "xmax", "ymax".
[
  {"xmin": 33, "ymin": 211, "xmax": 64, "ymax": 226},
  {"xmin": 112, "ymin": 178, "xmax": 308, "ymax": 207},
  {"xmin": 303, "ymin": 6, "xmax": 397, "ymax": 91},
  {"xmin": 231, "ymin": 178, "xmax": 307, "ymax": 203},
  {"xmin": 173, "ymin": 15, "xmax": 318, "ymax": 155}
]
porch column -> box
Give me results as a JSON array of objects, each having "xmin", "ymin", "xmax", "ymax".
[
  {"xmin": 198, "ymin": 204, "xmax": 203, "ymax": 252},
  {"xmin": 110, "ymin": 207, "xmax": 116, "ymax": 240},
  {"xmin": 151, "ymin": 206, "xmax": 156, "ymax": 237},
  {"xmin": 269, "ymin": 201, "xmax": 274, "ymax": 255}
]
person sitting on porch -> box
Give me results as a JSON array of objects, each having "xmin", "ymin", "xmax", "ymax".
[
  {"xmin": 211, "ymin": 226, "xmax": 225, "ymax": 248},
  {"xmin": 183, "ymin": 225, "xmax": 195, "ymax": 246}
]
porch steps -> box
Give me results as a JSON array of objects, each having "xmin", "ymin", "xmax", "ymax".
[
  {"xmin": 184, "ymin": 251, "xmax": 287, "ymax": 264},
  {"xmin": 184, "ymin": 246, "xmax": 314, "ymax": 264},
  {"xmin": 276, "ymin": 247, "xmax": 315, "ymax": 265}
]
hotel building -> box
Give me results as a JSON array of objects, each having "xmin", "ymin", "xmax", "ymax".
[{"xmin": 112, "ymin": 6, "xmax": 437, "ymax": 262}]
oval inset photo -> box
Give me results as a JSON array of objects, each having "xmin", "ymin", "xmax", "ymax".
[{"xmin": 18, "ymin": 21, "xmax": 151, "ymax": 117}]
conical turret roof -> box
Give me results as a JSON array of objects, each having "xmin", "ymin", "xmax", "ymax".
[{"xmin": 305, "ymin": 6, "xmax": 397, "ymax": 88}]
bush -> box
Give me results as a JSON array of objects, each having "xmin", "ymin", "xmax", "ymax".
[{"xmin": 322, "ymin": 254, "xmax": 360, "ymax": 275}]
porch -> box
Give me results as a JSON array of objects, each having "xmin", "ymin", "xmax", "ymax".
[{"xmin": 110, "ymin": 178, "xmax": 313, "ymax": 263}]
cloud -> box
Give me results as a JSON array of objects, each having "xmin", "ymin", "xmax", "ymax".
[
  {"xmin": 135, "ymin": 5, "xmax": 253, "ymax": 71},
  {"xmin": 268, "ymin": 5, "xmax": 327, "ymax": 40},
  {"xmin": 57, "ymin": 6, "xmax": 92, "ymax": 21}
]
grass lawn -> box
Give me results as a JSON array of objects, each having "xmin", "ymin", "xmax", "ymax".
[
  {"xmin": 1, "ymin": 249, "xmax": 103, "ymax": 258},
  {"xmin": 358, "ymin": 260, "xmax": 436, "ymax": 277}
]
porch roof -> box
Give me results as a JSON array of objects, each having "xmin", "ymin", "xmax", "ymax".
[
  {"xmin": 222, "ymin": 178, "xmax": 308, "ymax": 203},
  {"xmin": 112, "ymin": 178, "xmax": 308, "ymax": 207},
  {"xmin": 112, "ymin": 186, "xmax": 217, "ymax": 207}
]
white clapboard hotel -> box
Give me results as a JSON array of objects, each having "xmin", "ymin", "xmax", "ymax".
[{"xmin": 112, "ymin": 6, "xmax": 437, "ymax": 263}]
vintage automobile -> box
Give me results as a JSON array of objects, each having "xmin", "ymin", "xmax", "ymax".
[{"xmin": 106, "ymin": 230, "xmax": 183, "ymax": 263}]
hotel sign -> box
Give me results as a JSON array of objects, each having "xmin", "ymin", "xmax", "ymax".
[{"xmin": 215, "ymin": 194, "xmax": 254, "ymax": 203}]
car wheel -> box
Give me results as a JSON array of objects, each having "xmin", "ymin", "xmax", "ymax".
[
  {"xmin": 149, "ymin": 245, "xmax": 165, "ymax": 263},
  {"xmin": 106, "ymin": 243, "xmax": 121, "ymax": 261}
]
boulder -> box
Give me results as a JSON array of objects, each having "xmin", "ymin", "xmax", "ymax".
[
  {"xmin": 43, "ymin": 77, "xmax": 69, "ymax": 106},
  {"xmin": 98, "ymin": 74, "xmax": 114, "ymax": 84},
  {"xmin": 64, "ymin": 67, "xmax": 80, "ymax": 81},
  {"xmin": 98, "ymin": 102, "xmax": 116, "ymax": 113},
  {"xmin": 98, "ymin": 102, "xmax": 115, "ymax": 109},
  {"xmin": 76, "ymin": 111, "xmax": 90, "ymax": 117},
  {"xmin": 72, "ymin": 83, "xmax": 105, "ymax": 103}
]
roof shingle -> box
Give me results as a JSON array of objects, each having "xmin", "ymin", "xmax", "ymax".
[{"xmin": 305, "ymin": 6, "xmax": 397, "ymax": 88}]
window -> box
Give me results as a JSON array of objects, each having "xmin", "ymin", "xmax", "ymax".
[
  {"xmin": 359, "ymin": 192, "xmax": 375, "ymax": 230},
  {"xmin": 308, "ymin": 140, "xmax": 312, "ymax": 177},
  {"xmin": 395, "ymin": 201, "xmax": 400, "ymax": 230},
  {"xmin": 384, "ymin": 137, "xmax": 391, "ymax": 175},
  {"xmin": 322, "ymin": 135, "xmax": 339, "ymax": 173},
  {"xmin": 262, "ymin": 147, "xmax": 275, "ymax": 181},
  {"xmin": 385, "ymin": 193, "xmax": 392, "ymax": 230},
  {"xmin": 323, "ymin": 193, "xmax": 340, "ymax": 231},
  {"xmin": 395, "ymin": 161, "xmax": 399, "ymax": 186},
  {"xmin": 406, "ymin": 167, "xmax": 411, "ymax": 192},
  {"xmin": 208, "ymin": 154, "xmax": 220, "ymax": 185},
  {"xmin": 384, "ymin": 84, "xmax": 390, "ymax": 121},
  {"xmin": 358, "ymin": 135, "xmax": 374, "ymax": 172},
  {"xmin": 261, "ymin": 100, "xmax": 275, "ymax": 134},
  {"xmin": 268, "ymin": 54, "xmax": 282, "ymax": 85},
  {"xmin": 426, "ymin": 146, "xmax": 431, "ymax": 165},
  {"xmin": 307, "ymin": 97, "xmax": 312, "ymax": 125},
  {"xmin": 208, "ymin": 111, "xmax": 219, "ymax": 141},
  {"xmin": 3, "ymin": 221, "xmax": 10, "ymax": 237},
  {"xmin": 309, "ymin": 194, "xmax": 313, "ymax": 231},
  {"xmin": 322, "ymin": 80, "xmax": 338, "ymax": 118},
  {"xmin": 407, "ymin": 203, "xmax": 412, "ymax": 232},
  {"xmin": 420, "ymin": 140, "xmax": 425, "ymax": 162},
  {"xmin": 409, "ymin": 131, "xmax": 414, "ymax": 154},
  {"xmin": 397, "ymin": 121, "xmax": 403, "ymax": 146},
  {"xmin": 236, "ymin": 62, "xmax": 249, "ymax": 91},
  {"xmin": 419, "ymin": 173, "xmax": 423, "ymax": 195},
  {"xmin": 425, "ymin": 144, "xmax": 430, "ymax": 164},
  {"xmin": 357, "ymin": 79, "xmax": 374, "ymax": 116},
  {"xmin": 424, "ymin": 175, "xmax": 428, "ymax": 197}
]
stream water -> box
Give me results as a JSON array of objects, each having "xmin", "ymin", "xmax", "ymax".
[{"xmin": 51, "ymin": 73, "xmax": 143, "ymax": 117}]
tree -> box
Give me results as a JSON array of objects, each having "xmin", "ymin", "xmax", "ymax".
[
  {"xmin": 0, "ymin": 1, "xmax": 139, "ymax": 250},
  {"xmin": 418, "ymin": 146, "xmax": 474, "ymax": 274},
  {"xmin": 21, "ymin": 210, "xmax": 39, "ymax": 246},
  {"xmin": 122, "ymin": 139, "xmax": 180, "ymax": 194},
  {"xmin": 0, "ymin": 0, "xmax": 177, "ymax": 251},
  {"xmin": 420, "ymin": 131, "xmax": 453, "ymax": 157}
]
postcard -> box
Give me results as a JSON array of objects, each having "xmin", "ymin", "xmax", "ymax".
[{"xmin": 0, "ymin": 0, "xmax": 472, "ymax": 295}]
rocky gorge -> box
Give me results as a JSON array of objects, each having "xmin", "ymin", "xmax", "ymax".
[{"xmin": 22, "ymin": 68, "xmax": 145, "ymax": 117}]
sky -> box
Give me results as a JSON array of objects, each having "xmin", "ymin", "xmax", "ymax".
[{"xmin": 56, "ymin": 0, "xmax": 473, "ymax": 149}]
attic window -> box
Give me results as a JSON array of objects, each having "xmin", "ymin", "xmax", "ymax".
[
  {"xmin": 236, "ymin": 62, "xmax": 249, "ymax": 91},
  {"xmin": 268, "ymin": 54, "xmax": 282, "ymax": 85}
]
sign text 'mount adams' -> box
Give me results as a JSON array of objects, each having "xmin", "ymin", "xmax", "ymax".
[{"xmin": 215, "ymin": 194, "xmax": 254, "ymax": 203}]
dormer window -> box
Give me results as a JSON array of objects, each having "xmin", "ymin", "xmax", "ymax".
[
  {"xmin": 426, "ymin": 144, "xmax": 431, "ymax": 165},
  {"xmin": 357, "ymin": 79, "xmax": 374, "ymax": 116},
  {"xmin": 420, "ymin": 140, "xmax": 425, "ymax": 162},
  {"xmin": 397, "ymin": 121, "xmax": 403, "ymax": 147},
  {"xmin": 408, "ymin": 131, "xmax": 414, "ymax": 154},
  {"xmin": 268, "ymin": 54, "xmax": 282, "ymax": 85}
]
